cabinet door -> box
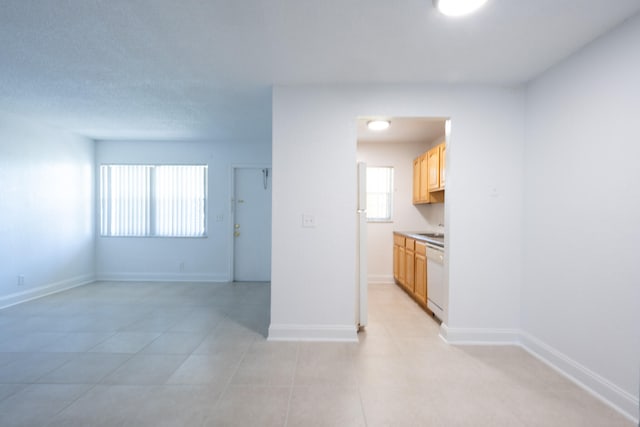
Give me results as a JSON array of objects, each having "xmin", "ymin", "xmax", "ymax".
[
  {"xmin": 393, "ymin": 244, "xmax": 399, "ymax": 281},
  {"xmin": 398, "ymin": 246, "xmax": 406, "ymax": 285},
  {"xmin": 414, "ymin": 252, "xmax": 427, "ymax": 303},
  {"xmin": 419, "ymin": 155, "xmax": 429, "ymax": 201},
  {"xmin": 404, "ymin": 239, "xmax": 416, "ymax": 292},
  {"xmin": 405, "ymin": 249, "xmax": 415, "ymax": 292},
  {"xmin": 439, "ymin": 143, "xmax": 446, "ymax": 189},
  {"xmin": 427, "ymin": 146, "xmax": 440, "ymax": 192},
  {"xmin": 413, "ymin": 158, "xmax": 420, "ymax": 203}
]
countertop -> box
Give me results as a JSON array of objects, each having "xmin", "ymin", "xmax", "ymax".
[{"xmin": 394, "ymin": 231, "xmax": 444, "ymax": 248}]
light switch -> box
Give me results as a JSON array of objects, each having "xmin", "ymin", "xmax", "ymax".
[
  {"xmin": 216, "ymin": 214, "xmax": 224, "ymax": 222},
  {"xmin": 302, "ymin": 214, "xmax": 316, "ymax": 228}
]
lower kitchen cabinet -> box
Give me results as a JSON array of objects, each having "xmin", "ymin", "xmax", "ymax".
[
  {"xmin": 404, "ymin": 238, "xmax": 415, "ymax": 293},
  {"xmin": 414, "ymin": 242, "xmax": 427, "ymax": 304},
  {"xmin": 393, "ymin": 234, "xmax": 405, "ymax": 284},
  {"xmin": 393, "ymin": 232, "xmax": 430, "ymax": 313}
]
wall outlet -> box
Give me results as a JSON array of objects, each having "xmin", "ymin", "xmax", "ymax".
[
  {"xmin": 179, "ymin": 262, "xmax": 185, "ymax": 272},
  {"xmin": 302, "ymin": 214, "xmax": 316, "ymax": 228},
  {"xmin": 17, "ymin": 275, "xmax": 25, "ymax": 286}
]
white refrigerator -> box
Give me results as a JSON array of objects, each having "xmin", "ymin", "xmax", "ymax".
[{"xmin": 356, "ymin": 162, "xmax": 368, "ymax": 328}]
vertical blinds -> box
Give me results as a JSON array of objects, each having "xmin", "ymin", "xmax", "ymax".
[
  {"xmin": 366, "ymin": 166, "xmax": 393, "ymax": 221},
  {"xmin": 100, "ymin": 165, "xmax": 207, "ymax": 237},
  {"xmin": 155, "ymin": 165, "xmax": 206, "ymax": 237}
]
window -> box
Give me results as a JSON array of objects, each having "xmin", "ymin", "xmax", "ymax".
[
  {"xmin": 366, "ymin": 166, "xmax": 393, "ymax": 222},
  {"xmin": 100, "ymin": 164, "xmax": 207, "ymax": 237}
]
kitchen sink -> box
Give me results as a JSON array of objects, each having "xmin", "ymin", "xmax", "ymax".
[{"xmin": 419, "ymin": 233, "xmax": 444, "ymax": 238}]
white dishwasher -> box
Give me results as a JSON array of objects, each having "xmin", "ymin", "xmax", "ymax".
[{"xmin": 426, "ymin": 243, "xmax": 445, "ymax": 320}]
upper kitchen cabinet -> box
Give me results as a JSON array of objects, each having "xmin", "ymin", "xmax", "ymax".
[
  {"xmin": 412, "ymin": 157, "xmax": 420, "ymax": 203},
  {"xmin": 419, "ymin": 153, "xmax": 429, "ymax": 202},
  {"xmin": 413, "ymin": 142, "xmax": 445, "ymax": 204},
  {"xmin": 427, "ymin": 145, "xmax": 440, "ymax": 191},
  {"xmin": 439, "ymin": 144, "xmax": 446, "ymax": 188}
]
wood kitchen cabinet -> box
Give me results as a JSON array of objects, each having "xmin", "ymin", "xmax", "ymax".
[
  {"xmin": 414, "ymin": 242, "xmax": 427, "ymax": 304},
  {"xmin": 419, "ymin": 154, "xmax": 429, "ymax": 202},
  {"xmin": 413, "ymin": 142, "xmax": 445, "ymax": 204},
  {"xmin": 427, "ymin": 145, "xmax": 440, "ymax": 192},
  {"xmin": 412, "ymin": 158, "xmax": 420, "ymax": 203},
  {"xmin": 439, "ymin": 144, "xmax": 446, "ymax": 189},
  {"xmin": 393, "ymin": 234, "xmax": 405, "ymax": 284},
  {"xmin": 393, "ymin": 232, "xmax": 430, "ymax": 313},
  {"xmin": 404, "ymin": 238, "xmax": 415, "ymax": 293}
]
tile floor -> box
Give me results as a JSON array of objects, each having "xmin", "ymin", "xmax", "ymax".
[{"xmin": 0, "ymin": 281, "xmax": 633, "ymax": 426}]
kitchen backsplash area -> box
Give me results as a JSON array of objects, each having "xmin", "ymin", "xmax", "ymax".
[{"xmin": 418, "ymin": 202, "xmax": 444, "ymax": 230}]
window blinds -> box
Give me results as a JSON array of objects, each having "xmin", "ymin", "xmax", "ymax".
[{"xmin": 100, "ymin": 165, "xmax": 207, "ymax": 237}]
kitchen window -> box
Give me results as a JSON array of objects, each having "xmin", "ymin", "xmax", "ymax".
[
  {"xmin": 100, "ymin": 164, "xmax": 207, "ymax": 237},
  {"xmin": 366, "ymin": 166, "xmax": 393, "ymax": 222}
]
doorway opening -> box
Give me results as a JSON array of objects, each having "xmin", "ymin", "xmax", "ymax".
[{"xmin": 356, "ymin": 116, "xmax": 449, "ymax": 332}]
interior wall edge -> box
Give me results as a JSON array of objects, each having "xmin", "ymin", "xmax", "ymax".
[
  {"xmin": 267, "ymin": 323, "xmax": 358, "ymax": 342},
  {"xmin": 95, "ymin": 273, "xmax": 230, "ymax": 283},
  {"xmin": 441, "ymin": 324, "xmax": 638, "ymax": 423},
  {"xmin": 367, "ymin": 275, "xmax": 394, "ymax": 285},
  {"xmin": 0, "ymin": 274, "xmax": 95, "ymax": 310},
  {"xmin": 520, "ymin": 331, "xmax": 639, "ymax": 424},
  {"xmin": 439, "ymin": 323, "xmax": 520, "ymax": 345}
]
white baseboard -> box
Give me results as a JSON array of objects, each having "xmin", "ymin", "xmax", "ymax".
[
  {"xmin": 0, "ymin": 274, "xmax": 95, "ymax": 309},
  {"xmin": 520, "ymin": 331, "xmax": 638, "ymax": 424},
  {"xmin": 268, "ymin": 323, "xmax": 358, "ymax": 342},
  {"xmin": 368, "ymin": 274, "xmax": 394, "ymax": 285},
  {"xmin": 440, "ymin": 325, "xmax": 638, "ymax": 423},
  {"xmin": 95, "ymin": 272, "xmax": 230, "ymax": 282},
  {"xmin": 439, "ymin": 323, "xmax": 520, "ymax": 345}
]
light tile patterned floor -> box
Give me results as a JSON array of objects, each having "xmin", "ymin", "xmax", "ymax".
[{"xmin": 0, "ymin": 281, "xmax": 633, "ymax": 426}]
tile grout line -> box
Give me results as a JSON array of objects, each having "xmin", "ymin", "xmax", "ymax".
[
  {"xmin": 203, "ymin": 334, "xmax": 255, "ymax": 418},
  {"xmin": 283, "ymin": 342, "xmax": 300, "ymax": 427},
  {"xmin": 353, "ymin": 332, "xmax": 371, "ymax": 427},
  {"xmin": 49, "ymin": 382, "xmax": 102, "ymax": 420}
]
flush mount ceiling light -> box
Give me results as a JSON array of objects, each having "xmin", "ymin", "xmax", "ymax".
[
  {"xmin": 367, "ymin": 120, "xmax": 391, "ymax": 131},
  {"xmin": 433, "ymin": 0, "xmax": 488, "ymax": 17}
]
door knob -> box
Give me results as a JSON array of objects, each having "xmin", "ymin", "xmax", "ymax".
[
  {"xmin": 234, "ymin": 231, "xmax": 240, "ymax": 237},
  {"xmin": 234, "ymin": 224, "xmax": 240, "ymax": 229}
]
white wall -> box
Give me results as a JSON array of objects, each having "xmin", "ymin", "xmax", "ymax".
[
  {"xmin": 0, "ymin": 112, "xmax": 95, "ymax": 307},
  {"xmin": 271, "ymin": 85, "xmax": 525, "ymax": 340},
  {"xmin": 357, "ymin": 140, "xmax": 444, "ymax": 284},
  {"xmin": 522, "ymin": 14, "xmax": 640, "ymax": 420},
  {"xmin": 95, "ymin": 139, "xmax": 271, "ymax": 282}
]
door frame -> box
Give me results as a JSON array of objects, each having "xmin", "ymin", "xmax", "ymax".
[
  {"xmin": 355, "ymin": 115, "xmax": 451, "ymax": 326},
  {"xmin": 228, "ymin": 164, "xmax": 273, "ymax": 282}
]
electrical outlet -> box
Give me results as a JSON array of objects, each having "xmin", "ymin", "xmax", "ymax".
[
  {"xmin": 179, "ymin": 262, "xmax": 185, "ymax": 272},
  {"xmin": 302, "ymin": 214, "xmax": 316, "ymax": 228},
  {"xmin": 17, "ymin": 275, "xmax": 25, "ymax": 286}
]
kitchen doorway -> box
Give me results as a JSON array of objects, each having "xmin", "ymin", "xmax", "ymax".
[
  {"xmin": 356, "ymin": 117, "xmax": 448, "ymax": 327},
  {"xmin": 231, "ymin": 166, "xmax": 272, "ymax": 282}
]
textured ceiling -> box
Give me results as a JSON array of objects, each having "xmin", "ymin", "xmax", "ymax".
[{"xmin": 0, "ymin": 0, "xmax": 639, "ymax": 140}]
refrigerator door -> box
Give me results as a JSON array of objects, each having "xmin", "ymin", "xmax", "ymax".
[{"xmin": 357, "ymin": 162, "xmax": 368, "ymax": 328}]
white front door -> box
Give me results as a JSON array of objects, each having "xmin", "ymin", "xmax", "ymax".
[{"xmin": 232, "ymin": 167, "xmax": 272, "ymax": 282}]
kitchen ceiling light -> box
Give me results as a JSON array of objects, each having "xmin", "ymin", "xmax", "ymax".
[
  {"xmin": 367, "ymin": 120, "xmax": 391, "ymax": 131},
  {"xmin": 433, "ymin": 0, "xmax": 488, "ymax": 17}
]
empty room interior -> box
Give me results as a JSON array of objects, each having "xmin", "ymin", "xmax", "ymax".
[{"xmin": 0, "ymin": 1, "xmax": 639, "ymax": 426}]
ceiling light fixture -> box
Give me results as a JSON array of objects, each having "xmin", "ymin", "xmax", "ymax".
[
  {"xmin": 367, "ymin": 120, "xmax": 391, "ymax": 131},
  {"xmin": 433, "ymin": 0, "xmax": 488, "ymax": 17}
]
